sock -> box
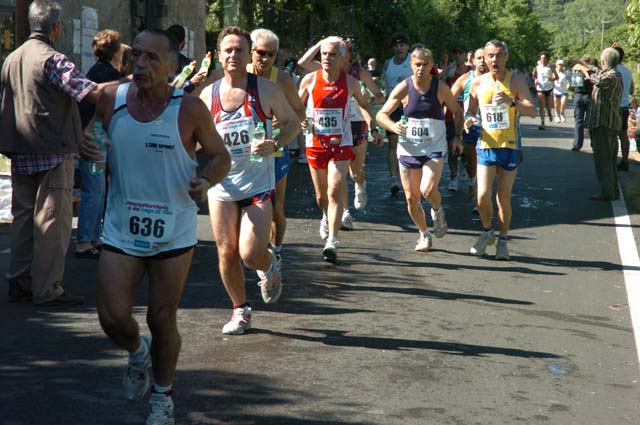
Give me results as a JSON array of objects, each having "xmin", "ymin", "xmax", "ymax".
[
  {"xmin": 498, "ymin": 236, "xmax": 508, "ymax": 241},
  {"xmin": 420, "ymin": 230, "xmax": 430, "ymax": 239},
  {"xmin": 328, "ymin": 235, "xmax": 337, "ymax": 243},
  {"xmin": 152, "ymin": 383, "xmax": 173, "ymax": 396},
  {"xmin": 271, "ymin": 245, "xmax": 282, "ymax": 255},
  {"xmin": 233, "ymin": 302, "xmax": 249, "ymax": 309},
  {"xmin": 482, "ymin": 226, "xmax": 493, "ymax": 233},
  {"xmin": 129, "ymin": 337, "xmax": 148, "ymax": 362}
]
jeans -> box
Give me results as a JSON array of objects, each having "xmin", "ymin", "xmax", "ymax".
[
  {"xmin": 573, "ymin": 93, "xmax": 590, "ymax": 149},
  {"xmin": 76, "ymin": 158, "xmax": 106, "ymax": 243}
]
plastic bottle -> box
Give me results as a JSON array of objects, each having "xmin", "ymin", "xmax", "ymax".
[
  {"xmin": 198, "ymin": 52, "xmax": 212, "ymax": 75},
  {"xmin": 173, "ymin": 60, "xmax": 196, "ymax": 88},
  {"xmin": 251, "ymin": 121, "xmax": 265, "ymax": 163},
  {"xmin": 90, "ymin": 121, "xmax": 108, "ymax": 175},
  {"xmin": 304, "ymin": 116, "xmax": 313, "ymax": 135}
]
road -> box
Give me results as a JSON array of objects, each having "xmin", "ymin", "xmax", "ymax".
[{"xmin": 1, "ymin": 109, "xmax": 639, "ymax": 425}]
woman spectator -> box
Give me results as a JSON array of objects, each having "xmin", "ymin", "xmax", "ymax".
[{"xmin": 75, "ymin": 29, "xmax": 124, "ymax": 258}]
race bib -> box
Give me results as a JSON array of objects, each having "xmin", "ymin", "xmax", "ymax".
[
  {"xmin": 121, "ymin": 199, "xmax": 176, "ymax": 252},
  {"xmin": 218, "ymin": 116, "xmax": 253, "ymax": 157},
  {"xmin": 402, "ymin": 118, "xmax": 433, "ymax": 144},
  {"xmin": 314, "ymin": 108, "xmax": 343, "ymax": 136},
  {"xmin": 480, "ymin": 104, "xmax": 510, "ymax": 130}
]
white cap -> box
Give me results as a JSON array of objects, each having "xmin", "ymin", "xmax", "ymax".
[{"xmin": 556, "ymin": 59, "xmax": 564, "ymax": 65}]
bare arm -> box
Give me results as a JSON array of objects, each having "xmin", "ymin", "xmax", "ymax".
[
  {"xmin": 279, "ymin": 72, "xmax": 306, "ymax": 121},
  {"xmin": 438, "ymin": 82, "xmax": 463, "ymax": 153},
  {"xmin": 376, "ymin": 80, "xmax": 408, "ymax": 135},
  {"xmin": 298, "ymin": 41, "xmax": 322, "ymax": 73},
  {"xmin": 464, "ymin": 79, "xmax": 481, "ymax": 131},
  {"xmin": 190, "ymin": 68, "xmax": 223, "ymax": 97},
  {"xmin": 348, "ymin": 75, "xmax": 382, "ymax": 145},
  {"xmin": 510, "ymin": 73, "xmax": 537, "ymax": 118},
  {"xmin": 450, "ymin": 72, "xmax": 468, "ymax": 99},
  {"xmin": 359, "ymin": 66, "xmax": 385, "ymax": 104}
]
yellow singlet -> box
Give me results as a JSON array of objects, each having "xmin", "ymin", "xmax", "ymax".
[{"xmin": 477, "ymin": 72, "xmax": 520, "ymax": 150}]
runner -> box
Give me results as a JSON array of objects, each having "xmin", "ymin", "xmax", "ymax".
[
  {"xmin": 532, "ymin": 52, "xmax": 557, "ymax": 130},
  {"xmin": 381, "ymin": 32, "xmax": 413, "ymax": 196},
  {"xmin": 376, "ymin": 47, "xmax": 463, "ymax": 252},
  {"xmin": 464, "ymin": 40, "xmax": 537, "ymax": 260},
  {"xmin": 450, "ymin": 47, "xmax": 489, "ymax": 208},
  {"xmin": 199, "ymin": 26, "xmax": 301, "ymax": 334},
  {"xmin": 552, "ymin": 59, "xmax": 569, "ymax": 122},
  {"xmin": 297, "ymin": 38, "xmax": 384, "ymax": 230},
  {"xmin": 248, "ymin": 29, "xmax": 306, "ymax": 260},
  {"xmin": 298, "ymin": 36, "xmax": 382, "ymax": 263},
  {"xmin": 80, "ymin": 29, "xmax": 230, "ymax": 425}
]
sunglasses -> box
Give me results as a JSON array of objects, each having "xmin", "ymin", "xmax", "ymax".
[{"xmin": 254, "ymin": 49, "xmax": 276, "ymax": 58}]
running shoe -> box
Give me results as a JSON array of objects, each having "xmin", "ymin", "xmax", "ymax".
[
  {"xmin": 554, "ymin": 115, "xmax": 561, "ymax": 123},
  {"xmin": 560, "ymin": 115, "xmax": 566, "ymax": 122},
  {"xmin": 470, "ymin": 229, "xmax": 496, "ymax": 256},
  {"xmin": 222, "ymin": 305, "xmax": 252, "ymax": 335},
  {"xmin": 471, "ymin": 206, "xmax": 479, "ymax": 216},
  {"xmin": 354, "ymin": 182, "xmax": 367, "ymax": 210},
  {"xmin": 496, "ymin": 238, "xmax": 510, "ymax": 260},
  {"xmin": 431, "ymin": 207, "xmax": 448, "ymax": 238},
  {"xmin": 459, "ymin": 165, "xmax": 469, "ymax": 182},
  {"xmin": 340, "ymin": 210, "xmax": 354, "ymax": 231},
  {"xmin": 147, "ymin": 393, "xmax": 174, "ymax": 425},
  {"xmin": 415, "ymin": 232, "xmax": 433, "ymax": 252},
  {"xmin": 319, "ymin": 214, "xmax": 329, "ymax": 240},
  {"xmin": 297, "ymin": 152, "xmax": 307, "ymax": 164},
  {"xmin": 257, "ymin": 249, "xmax": 283, "ymax": 304},
  {"xmin": 448, "ymin": 175, "xmax": 459, "ymax": 191},
  {"xmin": 323, "ymin": 239, "xmax": 338, "ymax": 263},
  {"xmin": 123, "ymin": 335, "xmax": 151, "ymax": 400}
]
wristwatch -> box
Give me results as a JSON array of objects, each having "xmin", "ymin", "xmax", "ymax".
[
  {"xmin": 511, "ymin": 97, "xmax": 519, "ymax": 108},
  {"xmin": 273, "ymin": 139, "xmax": 282, "ymax": 152}
]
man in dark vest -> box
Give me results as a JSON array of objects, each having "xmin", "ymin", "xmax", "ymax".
[{"xmin": 0, "ymin": 0, "xmax": 101, "ymax": 306}]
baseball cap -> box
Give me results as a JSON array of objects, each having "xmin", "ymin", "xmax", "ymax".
[
  {"xmin": 390, "ymin": 32, "xmax": 408, "ymax": 46},
  {"xmin": 556, "ymin": 59, "xmax": 564, "ymax": 65}
]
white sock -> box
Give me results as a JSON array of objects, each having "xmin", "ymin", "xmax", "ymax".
[
  {"xmin": 271, "ymin": 245, "xmax": 282, "ymax": 254},
  {"xmin": 152, "ymin": 383, "xmax": 173, "ymax": 396},
  {"xmin": 129, "ymin": 338, "xmax": 148, "ymax": 362}
]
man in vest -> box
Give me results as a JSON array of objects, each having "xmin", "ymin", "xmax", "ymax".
[
  {"xmin": 248, "ymin": 28, "xmax": 306, "ymax": 264},
  {"xmin": 81, "ymin": 29, "xmax": 230, "ymax": 425},
  {"xmin": 463, "ymin": 40, "xmax": 536, "ymax": 260},
  {"xmin": 199, "ymin": 26, "xmax": 301, "ymax": 335},
  {"xmin": 381, "ymin": 32, "xmax": 412, "ymax": 195},
  {"xmin": 0, "ymin": 0, "xmax": 101, "ymax": 306}
]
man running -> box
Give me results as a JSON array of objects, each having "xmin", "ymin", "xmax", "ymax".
[
  {"xmin": 298, "ymin": 36, "xmax": 382, "ymax": 263},
  {"xmin": 199, "ymin": 26, "xmax": 300, "ymax": 335},
  {"xmin": 377, "ymin": 47, "xmax": 463, "ymax": 252},
  {"xmin": 81, "ymin": 29, "xmax": 230, "ymax": 425},
  {"xmin": 248, "ymin": 28, "xmax": 306, "ymax": 260},
  {"xmin": 450, "ymin": 47, "xmax": 488, "ymax": 205},
  {"xmin": 297, "ymin": 38, "xmax": 384, "ymax": 230},
  {"xmin": 464, "ymin": 40, "xmax": 536, "ymax": 260},
  {"xmin": 381, "ymin": 32, "xmax": 413, "ymax": 195}
]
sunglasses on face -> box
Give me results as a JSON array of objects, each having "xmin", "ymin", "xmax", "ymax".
[{"xmin": 254, "ymin": 49, "xmax": 276, "ymax": 58}]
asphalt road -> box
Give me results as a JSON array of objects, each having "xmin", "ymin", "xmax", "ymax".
[{"xmin": 1, "ymin": 108, "xmax": 639, "ymax": 425}]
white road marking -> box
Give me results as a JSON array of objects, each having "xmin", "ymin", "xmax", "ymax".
[{"xmin": 612, "ymin": 190, "xmax": 640, "ymax": 368}]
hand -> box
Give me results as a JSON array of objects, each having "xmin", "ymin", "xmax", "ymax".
[
  {"xmin": 189, "ymin": 71, "xmax": 207, "ymax": 87},
  {"xmin": 80, "ymin": 126, "xmax": 110, "ymax": 162},
  {"xmin": 301, "ymin": 119, "xmax": 309, "ymax": 132},
  {"xmin": 463, "ymin": 117, "xmax": 477, "ymax": 132},
  {"xmin": 493, "ymin": 89, "xmax": 510, "ymax": 105},
  {"xmin": 251, "ymin": 138, "xmax": 277, "ymax": 157},
  {"xmin": 393, "ymin": 121, "xmax": 407, "ymax": 136},
  {"xmin": 188, "ymin": 177, "xmax": 210, "ymax": 204},
  {"xmin": 370, "ymin": 131, "xmax": 384, "ymax": 147}
]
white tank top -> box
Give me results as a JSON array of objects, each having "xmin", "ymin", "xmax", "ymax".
[
  {"xmin": 536, "ymin": 64, "xmax": 553, "ymax": 91},
  {"xmin": 102, "ymin": 82, "xmax": 198, "ymax": 256},
  {"xmin": 384, "ymin": 54, "xmax": 412, "ymax": 95}
]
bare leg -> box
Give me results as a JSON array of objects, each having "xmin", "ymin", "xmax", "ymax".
[
  {"xmin": 239, "ymin": 201, "xmax": 273, "ymax": 271},
  {"xmin": 271, "ymin": 176, "xmax": 288, "ymax": 247},
  {"xmin": 326, "ymin": 160, "xmax": 350, "ymax": 238},
  {"xmin": 537, "ymin": 92, "xmax": 546, "ymax": 127},
  {"xmin": 476, "ymin": 164, "xmax": 497, "ymax": 229},
  {"xmin": 387, "ymin": 134, "xmax": 399, "ymax": 181},
  {"xmin": 399, "ymin": 165, "xmax": 427, "ymax": 233},
  {"xmin": 495, "ymin": 167, "xmax": 518, "ymax": 237},
  {"xmin": 421, "ymin": 158, "xmax": 444, "ymax": 209}
]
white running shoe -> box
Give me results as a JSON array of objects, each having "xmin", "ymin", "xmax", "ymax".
[
  {"xmin": 431, "ymin": 207, "xmax": 448, "ymax": 238},
  {"xmin": 257, "ymin": 250, "xmax": 283, "ymax": 304},
  {"xmin": 323, "ymin": 238, "xmax": 338, "ymax": 263},
  {"xmin": 415, "ymin": 232, "xmax": 433, "ymax": 252},
  {"xmin": 354, "ymin": 182, "xmax": 367, "ymax": 210},
  {"xmin": 297, "ymin": 152, "xmax": 307, "ymax": 164},
  {"xmin": 448, "ymin": 175, "xmax": 459, "ymax": 191},
  {"xmin": 496, "ymin": 238, "xmax": 510, "ymax": 260},
  {"xmin": 222, "ymin": 305, "xmax": 252, "ymax": 335},
  {"xmin": 459, "ymin": 165, "xmax": 469, "ymax": 183},
  {"xmin": 470, "ymin": 229, "xmax": 496, "ymax": 256},
  {"xmin": 123, "ymin": 335, "xmax": 151, "ymax": 400},
  {"xmin": 560, "ymin": 115, "xmax": 566, "ymax": 122},
  {"xmin": 340, "ymin": 210, "xmax": 354, "ymax": 231},
  {"xmin": 554, "ymin": 115, "xmax": 561, "ymax": 123},
  {"xmin": 147, "ymin": 393, "xmax": 174, "ymax": 425},
  {"xmin": 319, "ymin": 214, "xmax": 329, "ymax": 240}
]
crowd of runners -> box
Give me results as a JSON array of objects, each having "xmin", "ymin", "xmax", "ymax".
[{"xmin": 5, "ymin": 2, "xmax": 630, "ymax": 424}]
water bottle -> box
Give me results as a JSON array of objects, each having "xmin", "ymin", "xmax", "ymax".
[
  {"xmin": 303, "ymin": 116, "xmax": 313, "ymax": 135},
  {"xmin": 198, "ymin": 52, "xmax": 212, "ymax": 75},
  {"xmin": 250, "ymin": 121, "xmax": 265, "ymax": 163},
  {"xmin": 90, "ymin": 121, "xmax": 107, "ymax": 175},
  {"xmin": 172, "ymin": 60, "xmax": 196, "ymax": 88}
]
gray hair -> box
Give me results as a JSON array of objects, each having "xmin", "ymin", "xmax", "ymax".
[
  {"xmin": 485, "ymin": 39, "xmax": 509, "ymax": 55},
  {"xmin": 29, "ymin": 0, "xmax": 62, "ymax": 33},
  {"xmin": 251, "ymin": 28, "xmax": 279, "ymax": 52},
  {"xmin": 600, "ymin": 47, "xmax": 619, "ymax": 69},
  {"xmin": 321, "ymin": 36, "xmax": 347, "ymax": 58}
]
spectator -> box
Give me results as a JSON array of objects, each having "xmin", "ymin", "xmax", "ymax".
[
  {"xmin": 76, "ymin": 29, "xmax": 125, "ymax": 259},
  {"xmin": 570, "ymin": 55, "xmax": 597, "ymax": 151},
  {"xmin": 0, "ymin": 0, "xmax": 102, "ymax": 306},
  {"xmin": 166, "ymin": 24, "xmax": 191, "ymax": 76},
  {"xmin": 613, "ymin": 44, "xmax": 635, "ymax": 171}
]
